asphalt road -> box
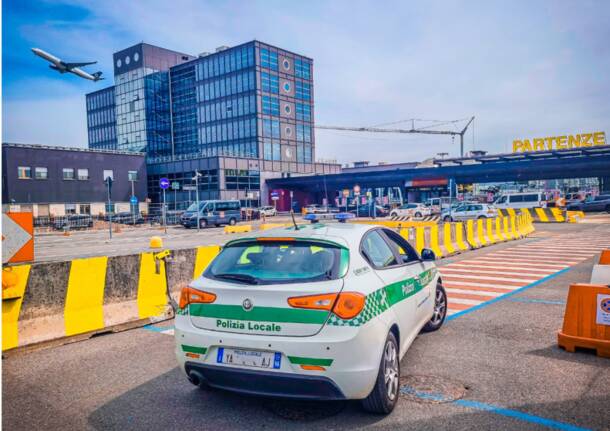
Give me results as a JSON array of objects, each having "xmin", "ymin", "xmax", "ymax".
[{"xmin": 4, "ymin": 223, "xmax": 610, "ymax": 430}]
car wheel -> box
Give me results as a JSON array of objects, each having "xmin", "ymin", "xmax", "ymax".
[
  {"xmin": 414, "ymin": 212, "xmax": 422, "ymax": 218},
  {"xmin": 477, "ymin": 215, "xmax": 486, "ymax": 219},
  {"xmin": 422, "ymin": 282, "xmax": 447, "ymax": 332},
  {"xmin": 361, "ymin": 332, "xmax": 400, "ymax": 414},
  {"xmin": 390, "ymin": 212, "xmax": 397, "ymax": 218},
  {"xmin": 199, "ymin": 219, "xmax": 208, "ymax": 228},
  {"xmin": 443, "ymin": 216, "xmax": 452, "ymax": 222},
  {"xmin": 229, "ymin": 217, "xmax": 237, "ymax": 226}
]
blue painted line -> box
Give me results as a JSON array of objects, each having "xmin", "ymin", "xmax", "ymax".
[
  {"xmin": 143, "ymin": 324, "xmax": 175, "ymax": 333},
  {"xmin": 453, "ymin": 399, "xmax": 591, "ymax": 431},
  {"xmin": 446, "ymin": 267, "xmax": 572, "ymax": 321},
  {"xmin": 508, "ymin": 297, "xmax": 566, "ymax": 305},
  {"xmin": 400, "ymin": 386, "xmax": 591, "ymax": 430}
]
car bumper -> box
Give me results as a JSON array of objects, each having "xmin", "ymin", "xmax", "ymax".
[
  {"xmin": 184, "ymin": 362, "xmax": 346, "ymax": 400},
  {"xmin": 181, "ymin": 218, "xmax": 197, "ymax": 227},
  {"xmin": 174, "ymin": 312, "xmax": 390, "ymax": 400}
]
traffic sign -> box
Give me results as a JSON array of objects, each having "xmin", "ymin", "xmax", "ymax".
[
  {"xmin": 2, "ymin": 212, "xmax": 34, "ymax": 264},
  {"xmin": 130, "ymin": 196, "xmax": 138, "ymax": 205},
  {"xmin": 271, "ymin": 191, "xmax": 280, "ymax": 198},
  {"xmin": 171, "ymin": 181, "xmax": 180, "ymax": 190},
  {"xmin": 354, "ymin": 184, "xmax": 361, "ymax": 196},
  {"xmin": 271, "ymin": 196, "xmax": 279, "ymax": 201},
  {"xmin": 183, "ymin": 185, "xmax": 196, "ymax": 191},
  {"xmin": 342, "ymin": 189, "xmax": 350, "ymax": 197},
  {"xmin": 159, "ymin": 178, "xmax": 170, "ymax": 189}
]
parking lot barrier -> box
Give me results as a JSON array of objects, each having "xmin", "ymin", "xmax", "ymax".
[
  {"xmin": 442, "ymin": 223, "xmax": 456, "ymax": 255},
  {"xmin": 193, "ymin": 245, "xmax": 221, "ymax": 279},
  {"xmin": 428, "ymin": 224, "xmax": 443, "ymax": 257},
  {"xmin": 415, "ymin": 225, "xmax": 426, "ymax": 253},
  {"xmin": 590, "ymin": 250, "xmax": 610, "ymax": 285},
  {"xmin": 259, "ymin": 223, "xmax": 292, "ymax": 231},
  {"xmin": 476, "ymin": 218, "xmax": 489, "ymax": 246},
  {"xmin": 454, "ymin": 222, "xmax": 469, "ymax": 251},
  {"xmin": 224, "ymin": 224, "xmax": 252, "ymax": 234},
  {"xmin": 466, "ymin": 220, "xmax": 480, "ymax": 249},
  {"xmin": 486, "ymin": 217, "xmax": 499, "ymax": 243},
  {"xmin": 557, "ymin": 282, "xmax": 610, "ymax": 358}
]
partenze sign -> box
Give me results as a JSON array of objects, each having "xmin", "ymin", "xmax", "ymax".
[{"xmin": 512, "ymin": 131, "xmax": 606, "ymax": 153}]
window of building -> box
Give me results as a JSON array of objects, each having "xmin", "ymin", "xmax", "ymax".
[
  {"xmin": 296, "ymin": 103, "xmax": 311, "ymax": 121},
  {"xmin": 282, "ymin": 58, "xmax": 291, "ymax": 71},
  {"xmin": 260, "ymin": 48, "xmax": 278, "ymax": 70},
  {"xmin": 295, "ymin": 58, "xmax": 311, "ymax": 80},
  {"xmin": 105, "ymin": 203, "xmax": 116, "ymax": 214},
  {"xmin": 283, "ymin": 82, "xmax": 291, "ymax": 93},
  {"xmin": 65, "ymin": 204, "xmax": 77, "ymax": 215},
  {"xmin": 79, "ymin": 204, "xmax": 91, "ymax": 215},
  {"xmin": 295, "ymin": 81, "xmax": 311, "ymax": 100},
  {"xmin": 35, "ymin": 167, "xmax": 48, "ymax": 180},
  {"xmin": 18, "ymin": 166, "xmax": 32, "ymax": 179},
  {"xmin": 103, "ymin": 169, "xmax": 114, "ymax": 181},
  {"xmin": 128, "ymin": 170, "xmax": 138, "ymax": 181},
  {"xmin": 77, "ymin": 169, "xmax": 89, "ymax": 180},
  {"xmin": 63, "ymin": 168, "xmax": 75, "ymax": 180},
  {"xmin": 261, "ymin": 72, "xmax": 279, "ymax": 93},
  {"xmin": 262, "ymin": 96, "xmax": 280, "ymax": 115}
]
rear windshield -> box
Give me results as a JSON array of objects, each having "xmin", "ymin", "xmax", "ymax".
[{"xmin": 205, "ymin": 240, "xmax": 348, "ymax": 285}]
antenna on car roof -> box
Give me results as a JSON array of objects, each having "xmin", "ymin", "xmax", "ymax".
[{"xmin": 290, "ymin": 210, "xmax": 300, "ymax": 230}]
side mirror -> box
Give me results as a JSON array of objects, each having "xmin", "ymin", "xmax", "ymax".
[{"xmin": 421, "ymin": 248, "xmax": 436, "ymax": 261}]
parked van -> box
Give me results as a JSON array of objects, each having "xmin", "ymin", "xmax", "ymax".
[
  {"xmin": 493, "ymin": 192, "xmax": 547, "ymax": 209},
  {"xmin": 181, "ymin": 200, "xmax": 242, "ymax": 228}
]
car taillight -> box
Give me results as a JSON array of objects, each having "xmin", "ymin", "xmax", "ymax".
[
  {"xmin": 179, "ymin": 287, "xmax": 216, "ymax": 309},
  {"xmin": 287, "ymin": 292, "xmax": 365, "ymax": 320}
]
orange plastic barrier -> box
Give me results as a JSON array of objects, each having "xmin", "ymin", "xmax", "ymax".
[
  {"xmin": 557, "ymin": 283, "xmax": 610, "ymax": 358},
  {"xmin": 599, "ymin": 250, "xmax": 610, "ymax": 265}
]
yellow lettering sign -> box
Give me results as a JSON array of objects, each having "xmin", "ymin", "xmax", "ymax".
[{"xmin": 512, "ymin": 132, "xmax": 606, "ymax": 153}]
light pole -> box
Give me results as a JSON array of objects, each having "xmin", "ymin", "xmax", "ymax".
[
  {"xmin": 129, "ymin": 178, "xmax": 136, "ymax": 225},
  {"xmin": 105, "ymin": 176, "xmax": 113, "ymax": 239},
  {"xmin": 192, "ymin": 170, "xmax": 202, "ymax": 231}
]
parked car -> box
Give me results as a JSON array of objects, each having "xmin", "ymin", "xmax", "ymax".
[
  {"xmin": 181, "ymin": 200, "xmax": 242, "ymax": 228},
  {"xmin": 304, "ymin": 204, "xmax": 328, "ymax": 214},
  {"xmin": 350, "ymin": 204, "xmax": 389, "ymax": 218},
  {"xmin": 175, "ymin": 223, "xmax": 445, "ymax": 414},
  {"xmin": 389, "ymin": 203, "xmax": 432, "ymax": 218},
  {"xmin": 442, "ymin": 203, "xmax": 497, "ymax": 222},
  {"xmin": 567, "ymin": 194, "xmax": 610, "ymax": 213},
  {"xmin": 258, "ymin": 206, "xmax": 277, "ymax": 217},
  {"xmin": 493, "ymin": 192, "xmax": 547, "ymax": 209},
  {"xmin": 52, "ymin": 214, "xmax": 93, "ymax": 230}
]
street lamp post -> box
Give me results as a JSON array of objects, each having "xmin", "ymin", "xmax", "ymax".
[{"xmin": 193, "ymin": 170, "xmax": 202, "ymax": 231}]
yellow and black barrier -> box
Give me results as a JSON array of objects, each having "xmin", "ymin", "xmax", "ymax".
[
  {"xmin": 1, "ymin": 244, "xmax": 222, "ymax": 353},
  {"xmin": 497, "ymin": 207, "xmax": 583, "ymax": 223}
]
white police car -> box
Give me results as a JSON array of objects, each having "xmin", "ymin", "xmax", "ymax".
[{"xmin": 175, "ymin": 214, "xmax": 446, "ymax": 414}]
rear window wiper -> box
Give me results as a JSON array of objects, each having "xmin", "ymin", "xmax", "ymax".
[{"xmin": 214, "ymin": 273, "xmax": 260, "ymax": 285}]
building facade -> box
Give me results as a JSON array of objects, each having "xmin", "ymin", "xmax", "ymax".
[
  {"xmin": 2, "ymin": 143, "xmax": 147, "ymax": 216},
  {"xmin": 86, "ymin": 41, "xmax": 339, "ymax": 209}
]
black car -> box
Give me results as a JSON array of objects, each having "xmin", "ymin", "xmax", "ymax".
[
  {"xmin": 348, "ymin": 204, "xmax": 388, "ymax": 218},
  {"xmin": 567, "ymin": 194, "xmax": 610, "ymax": 213}
]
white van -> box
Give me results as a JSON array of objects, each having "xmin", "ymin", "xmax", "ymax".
[{"xmin": 493, "ymin": 192, "xmax": 547, "ymax": 209}]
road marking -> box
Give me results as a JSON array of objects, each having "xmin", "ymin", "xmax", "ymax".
[{"xmin": 508, "ymin": 297, "xmax": 566, "ymax": 305}]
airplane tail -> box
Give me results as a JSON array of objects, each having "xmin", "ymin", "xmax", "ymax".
[{"xmin": 92, "ymin": 71, "xmax": 104, "ymax": 81}]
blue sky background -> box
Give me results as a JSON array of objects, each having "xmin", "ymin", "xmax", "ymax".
[{"xmin": 3, "ymin": 0, "xmax": 610, "ymax": 163}]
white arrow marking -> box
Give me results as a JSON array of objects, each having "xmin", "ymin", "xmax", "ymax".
[{"xmin": 2, "ymin": 214, "xmax": 32, "ymax": 264}]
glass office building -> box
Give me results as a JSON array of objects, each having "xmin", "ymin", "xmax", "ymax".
[
  {"xmin": 87, "ymin": 41, "xmax": 339, "ymax": 209},
  {"xmin": 86, "ymin": 86, "xmax": 117, "ymax": 150}
]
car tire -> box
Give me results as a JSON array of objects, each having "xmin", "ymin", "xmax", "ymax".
[
  {"xmin": 229, "ymin": 217, "xmax": 237, "ymax": 226},
  {"xmin": 422, "ymin": 282, "xmax": 447, "ymax": 333},
  {"xmin": 361, "ymin": 332, "xmax": 400, "ymax": 414},
  {"xmin": 414, "ymin": 212, "xmax": 422, "ymax": 218},
  {"xmin": 477, "ymin": 215, "xmax": 486, "ymax": 219},
  {"xmin": 390, "ymin": 212, "xmax": 397, "ymax": 218},
  {"xmin": 199, "ymin": 219, "xmax": 208, "ymax": 228},
  {"xmin": 443, "ymin": 216, "xmax": 452, "ymax": 222}
]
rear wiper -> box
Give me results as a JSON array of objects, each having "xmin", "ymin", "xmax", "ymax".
[{"xmin": 214, "ymin": 273, "xmax": 260, "ymax": 285}]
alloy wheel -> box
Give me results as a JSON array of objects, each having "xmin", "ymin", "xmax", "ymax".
[
  {"xmin": 431, "ymin": 287, "xmax": 446, "ymax": 325},
  {"xmin": 384, "ymin": 341, "xmax": 399, "ymax": 401}
]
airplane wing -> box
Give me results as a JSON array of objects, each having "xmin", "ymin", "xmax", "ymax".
[{"xmin": 63, "ymin": 61, "xmax": 97, "ymax": 68}]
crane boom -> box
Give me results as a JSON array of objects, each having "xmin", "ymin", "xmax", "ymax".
[{"xmin": 316, "ymin": 116, "xmax": 475, "ymax": 157}]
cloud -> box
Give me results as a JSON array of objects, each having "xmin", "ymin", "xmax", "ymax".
[{"xmin": 3, "ymin": 0, "xmax": 610, "ymax": 164}]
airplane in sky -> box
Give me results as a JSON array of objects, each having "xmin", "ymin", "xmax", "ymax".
[{"xmin": 31, "ymin": 48, "xmax": 104, "ymax": 81}]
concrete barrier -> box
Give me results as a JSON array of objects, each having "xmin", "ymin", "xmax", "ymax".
[
  {"xmin": 224, "ymin": 224, "xmax": 252, "ymax": 234},
  {"xmin": 1, "ymin": 246, "xmax": 221, "ymax": 353}
]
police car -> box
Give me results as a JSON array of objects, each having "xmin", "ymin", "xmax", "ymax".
[{"xmin": 175, "ymin": 214, "xmax": 446, "ymax": 414}]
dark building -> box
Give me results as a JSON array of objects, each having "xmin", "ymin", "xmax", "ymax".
[
  {"xmin": 2, "ymin": 143, "xmax": 147, "ymax": 216},
  {"xmin": 86, "ymin": 41, "xmax": 339, "ymax": 209}
]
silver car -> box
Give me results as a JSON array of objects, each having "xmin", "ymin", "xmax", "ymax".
[{"xmin": 442, "ymin": 203, "xmax": 497, "ymax": 222}]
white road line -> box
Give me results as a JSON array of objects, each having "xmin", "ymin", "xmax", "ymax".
[
  {"xmin": 465, "ymin": 259, "xmax": 569, "ymax": 268},
  {"xmin": 443, "ymin": 273, "xmax": 537, "ymax": 283},
  {"xmin": 443, "ymin": 280, "xmax": 521, "ymax": 289},
  {"xmin": 468, "ymin": 257, "xmax": 580, "ymax": 265},
  {"xmin": 161, "ymin": 329, "xmax": 174, "ymax": 336},
  {"xmin": 447, "ymin": 297, "xmax": 484, "ymax": 306},
  {"xmin": 445, "ymin": 263, "xmax": 555, "ymax": 275},
  {"xmin": 440, "ymin": 267, "xmax": 549, "ymax": 279},
  {"xmin": 443, "ymin": 288, "xmax": 503, "ymax": 297}
]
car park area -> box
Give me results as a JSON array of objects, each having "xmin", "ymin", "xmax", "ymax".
[{"xmin": 4, "ymin": 221, "xmax": 610, "ymax": 430}]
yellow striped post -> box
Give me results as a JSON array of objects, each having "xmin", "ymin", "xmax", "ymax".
[
  {"xmin": 429, "ymin": 224, "xmax": 443, "ymax": 257},
  {"xmin": 495, "ymin": 217, "xmax": 506, "ymax": 241},
  {"xmin": 193, "ymin": 245, "xmax": 221, "ymax": 279},
  {"xmin": 455, "ymin": 222, "xmax": 468, "ymax": 251},
  {"xmin": 443, "ymin": 222, "xmax": 456, "ymax": 255},
  {"xmin": 535, "ymin": 207, "xmax": 549, "ymax": 222},
  {"xmin": 506, "ymin": 208, "xmax": 517, "ymax": 217},
  {"xmin": 64, "ymin": 257, "xmax": 108, "ymax": 336},
  {"xmin": 466, "ymin": 220, "xmax": 479, "ymax": 248},
  {"xmin": 415, "ymin": 226, "xmax": 425, "ymax": 253},
  {"xmin": 486, "ymin": 217, "xmax": 498, "ymax": 243},
  {"xmin": 503, "ymin": 216, "xmax": 513, "ymax": 239},
  {"xmin": 476, "ymin": 218, "xmax": 488, "ymax": 246},
  {"xmin": 510, "ymin": 215, "xmax": 518, "ymax": 238},
  {"xmin": 2, "ymin": 265, "xmax": 31, "ymax": 351},
  {"xmin": 137, "ymin": 252, "xmax": 168, "ymax": 319}
]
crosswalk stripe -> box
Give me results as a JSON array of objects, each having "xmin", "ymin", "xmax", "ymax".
[
  {"xmin": 444, "ymin": 283, "xmax": 515, "ymax": 293},
  {"xmin": 440, "ymin": 268, "xmax": 547, "ymax": 280},
  {"xmin": 443, "ymin": 280, "xmax": 520, "ymax": 290},
  {"xmin": 444, "ymin": 263, "xmax": 555, "ymax": 275},
  {"xmin": 443, "ymin": 274, "xmax": 534, "ymax": 285},
  {"xmin": 446, "ymin": 291, "xmax": 498, "ymax": 301}
]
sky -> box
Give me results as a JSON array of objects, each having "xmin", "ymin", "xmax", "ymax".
[{"xmin": 3, "ymin": 0, "xmax": 610, "ymax": 164}]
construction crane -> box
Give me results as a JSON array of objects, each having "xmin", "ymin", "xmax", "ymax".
[{"xmin": 316, "ymin": 116, "xmax": 475, "ymax": 157}]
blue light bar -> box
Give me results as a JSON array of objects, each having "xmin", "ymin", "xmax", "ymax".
[
  {"xmin": 335, "ymin": 213, "xmax": 355, "ymax": 223},
  {"xmin": 304, "ymin": 214, "xmax": 319, "ymax": 223}
]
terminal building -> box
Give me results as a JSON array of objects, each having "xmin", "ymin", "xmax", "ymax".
[
  {"xmin": 86, "ymin": 41, "xmax": 340, "ymax": 209},
  {"xmin": 2, "ymin": 143, "xmax": 147, "ymax": 216}
]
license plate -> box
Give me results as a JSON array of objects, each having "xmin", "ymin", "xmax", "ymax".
[{"xmin": 216, "ymin": 348, "xmax": 281, "ymax": 369}]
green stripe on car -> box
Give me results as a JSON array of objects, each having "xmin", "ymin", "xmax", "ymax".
[
  {"xmin": 288, "ymin": 356, "xmax": 334, "ymax": 366},
  {"xmin": 189, "ymin": 303, "xmax": 328, "ymax": 324},
  {"xmin": 182, "ymin": 345, "xmax": 207, "ymax": 354}
]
